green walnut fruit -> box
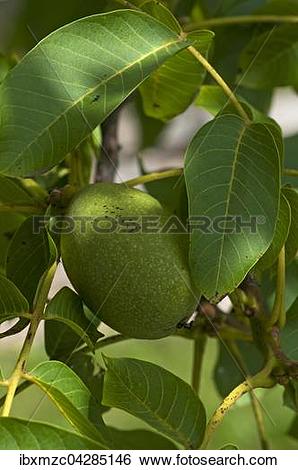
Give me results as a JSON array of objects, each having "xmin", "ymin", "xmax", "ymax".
[{"xmin": 61, "ymin": 183, "xmax": 196, "ymax": 339}]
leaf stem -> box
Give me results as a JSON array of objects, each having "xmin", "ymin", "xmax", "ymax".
[
  {"xmin": 1, "ymin": 263, "xmax": 57, "ymax": 417},
  {"xmin": 0, "ymin": 381, "xmax": 31, "ymax": 407},
  {"xmin": 185, "ymin": 15, "xmax": 298, "ymax": 31},
  {"xmin": 250, "ymin": 391, "xmax": 270, "ymax": 450},
  {"xmin": 191, "ymin": 335, "xmax": 207, "ymax": 394},
  {"xmin": 124, "ymin": 168, "xmax": 183, "ymax": 187},
  {"xmin": 268, "ymin": 246, "xmax": 286, "ymax": 329},
  {"xmin": 283, "ymin": 168, "xmax": 298, "ymax": 177},
  {"xmin": 228, "ymin": 341, "xmax": 270, "ymax": 450},
  {"xmin": 187, "ymin": 46, "xmax": 251, "ymax": 124},
  {"xmin": 201, "ymin": 360, "xmax": 275, "ymax": 449}
]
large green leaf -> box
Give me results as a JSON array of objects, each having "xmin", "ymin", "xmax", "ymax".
[
  {"xmin": 6, "ymin": 217, "xmax": 57, "ymax": 305},
  {"xmin": 0, "ymin": 275, "xmax": 30, "ymax": 324},
  {"xmin": 239, "ymin": 25, "xmax": 298, "ymax": 89},
  {"xmin": 109, "ymin": 427, "xmax": 177, "ymax": 450},
  {"xmin": 0, "ymin": 10, "xmax": 189, "ymax": 177},
  {"xmin": 0, "ymin": 418, "xmax": 103, "ymax": 450},
  {"xmin": 281, "ymin": 297, "xmax": 298, "ymax": 362},
  {"xmin": 44, "ymin": 287, "xmax": 101, "ymax": 352},
  {"xmin": 103, "ymin": 356, "xmax": 206, "ymax": 449},
  {"xmin": 282, "ymin": 187, "xmax": 298, "ymax": 264},
  {"xmin": 140, "ymin": 30, "xmax": 214, "ymax": 121},
  {"xmin": 26, "ymin": 361, "xmax": 111, "ymax": 447},
  {"xmin": 185, "ymin": 114, "xmax": 281, "ymax": 300},
  {"xmin": 256, "ymin": 194, "xmax": 291, "ymax": 271}
]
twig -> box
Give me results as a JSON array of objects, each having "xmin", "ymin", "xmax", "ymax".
[
  {"xmin": 229, "ymin": 341, "xmax": 270, "ymax": 450},
  {"xmin": 201, "ymin": 359, "xmax": 276, "ymax": 449},
  {"xmin": 268, "ymin": 246, "xmax": 286, "ymax": 328},
  {"xmin": 0, "ymin": 381, "xmax": 31, "ymax": 408},
  {"xmin": 283, "ymin": 168, "xmax": 298, "ymax": 177},
  {"xmin": 1, "ymin": 263, "xmax": 57, "ymax": 417},
  {"xmin": 187, "ymin": 46, "xmax": 251, "ymax": 124},
  {"xmin": 185, "ymin": 15, "xmax": 298, "ymax": 31}
]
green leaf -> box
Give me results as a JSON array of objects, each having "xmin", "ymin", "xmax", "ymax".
[
  {"xmin": 185, "ymin": 114, "xmax": 281, "ymax": 300},
  {"xmin": 284, "ymin": 134, "xmax": 298, "ymax": 186},
  {"xmin": 0, "ymin": 175, "xmax": 42, "ymax": 207},
  {"xmin": 10, "ymin": 0, "xmax": 123, "ymax": 52},
  {"xmin": 140, "ymin": 1, "xmax": 181, "ymax": 32},
  {"xmin": 145, "ymin": 174, "xmax": 188, "ymax": 222},
  {"xmin": 288, "ymin": 416, "xmax": 298, "ymax": 441},
  {"xmin": 281, "ymin": 297, "xmax": 298, "ymax": 362},
  {"xmin": 209, "ymin": 25, "xmax": 253, "ymax": 85},
  {"xmin": 195, "ymin": 85, "xmax": 272, "ymax": 116},
  {"xmin": 68, "ymin": 352, "xmax": 109, "ymax": 415},
  {"xmin": 26, "ymin": 361, "xmax": 111, "ymax": 447},
  {"xmin": 0, "ymin": 10, "xmax": 189, "ymax": 177},
  {"xmin": 103, "ymin": 356, "xmax": 206, "ymax": 449},
  {"xmin": 214, "ymin": 341, "xmax": 264, "ymax": 397},
  {"xmin": 196, "ymin": 85, "xmax": 231, "ymax": 116},
  {"xmin": 240, "ymin": 25, "xmax": 298, "ymax": 89},
  {"xmin": 45, "ymin": 287, "xmax": 101, "ymax": 352},
  {"xmin": 283, "ymin": 379, "xmax": 298, "ymax": 412},
  {"xmin": 45, "ymin": 320, "xmax": 84, "ymax": 360},
  {"xmin": 0, "ymin": 417, "xmax": 104, "ymax": 450},
  {"xmin": 0, "ymin": 213, "xmax": 25, "ymax": 274},
  {"xmin": 236, "ymin": 87, "xmax": 273, "ymax": 115},
  {"xmin": 256, "ymin": 0, "xmax": 298, "ymax": 16},
  {"xmin": 140, "ymin": 30, "xmax": 214, "ymax": 121},
  {"xmin": 0, "ymin": 275, "xmax": 30, "ymax": 324},
  {"xmin": 282, "ymin": 187, "xmax": 298, "ymax": 264},
  {"xmin": 6, "ymin": 217, "xmax": 56, "ymax": 305},
  {"xmin": 256, "ymin": 194, "xmax": 291, "ymax": 271},
  {"xmin": 109, "ymin": 427, "xmax": 177, "ymax": 450}
]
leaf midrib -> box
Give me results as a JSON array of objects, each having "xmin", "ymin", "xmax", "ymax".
[{"xmin": 214, "ymin": 121, "xmax": 247, "ymax": 295}]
